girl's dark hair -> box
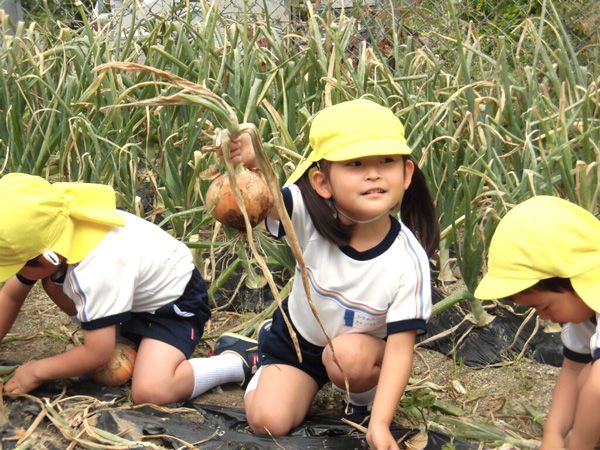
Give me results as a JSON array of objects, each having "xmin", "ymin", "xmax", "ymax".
[
  {"xmin": 295, "ymin": 165, "xmax": 355, "ymax": 247},
  {"xmin": 295, "ymin": 157, "xmax": 440, "ymax": 257},
  {"xmin": 400, "ymin": 158, "xmax": 440, "ymax": 257},
  {"xmin": 520, "ymin": 277, "xmax": 575, "ymax": 295}
]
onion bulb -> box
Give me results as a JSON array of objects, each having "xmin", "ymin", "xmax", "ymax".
[
  {"xmin": 91, "ymin": 343, "xmax": 137, "ymax": 386},
  {"xmin": 206, "ymin": 166, "xmax": 273, "ymax": 230}
]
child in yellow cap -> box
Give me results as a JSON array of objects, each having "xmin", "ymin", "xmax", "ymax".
[
  {"xmin": 216, "ymin": 99, "xmax": 440, "ymax": 449},
  {"xmin": 0, "ymin": 173, "xmax": 260, "ymax": 403},
  {"xmin": 475, "ymin": 196, "xmax": 600, "ymax": 450}
]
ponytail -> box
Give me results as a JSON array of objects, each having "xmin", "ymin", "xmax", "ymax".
[{"xmin": 401, "ymin": 158, "xmax": 440, "ymax": 258}]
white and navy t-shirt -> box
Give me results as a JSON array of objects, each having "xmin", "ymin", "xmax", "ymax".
[
  {"xmin": 561, "ymin": 313, "xmax": 600, "ymax": 363},
  {"xmin": 62, "ymin": 211, "xmax": 195, "ymax": 330},
  {"xmin": 266, "ymin": 184, "xmax": 432, "ymax": 347}
]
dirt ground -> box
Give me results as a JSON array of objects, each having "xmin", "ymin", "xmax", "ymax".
[{"xmin": 0, "ymin": 283, "xmax": 560, "ymax": 449}]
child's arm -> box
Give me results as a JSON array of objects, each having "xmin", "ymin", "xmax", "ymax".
[
  {"xmin": 3, "ymin": 325, "xmax": 116, "ymax": 394},
  {"xmin": 566, "ymin": 360, "xmax": 600, "ymax": 450},
  {"xmin": 0, "ymin": 276, "xmax": 34, "ymax": 343},
  {"xmin": 540, "ymin": 358, "xmax": 586, "ymax": 449},
  {"xmin": 367, "ymin": 330, "xmax": 417, "ymax": 450},
  {"xmin": 41, "ymin": 276, "xmax": 77, "ymax": 316}
]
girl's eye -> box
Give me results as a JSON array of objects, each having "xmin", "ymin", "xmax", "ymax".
[
  {"xmin": 347, "ymin": 161, "xmax": 361, "ymax": 167},
  {"xmin": 381, "ymin": 157, "xmax": 395, "ymax": 163}
]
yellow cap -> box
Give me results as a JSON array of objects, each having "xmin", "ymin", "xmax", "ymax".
[
  {"xmin": 475, "ymin": 196, "xmax": 600, "ymax": 311},
  {"xmin": 286, "ymin": 99, "xmax": 412, "ymax": 184},
  {"xmin": 0, "ymin": 173, "xmax": 126, "ymax": 282}
]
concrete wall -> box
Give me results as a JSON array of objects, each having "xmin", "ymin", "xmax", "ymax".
[
  {"xmin": 0, "ymin": 0, "xmax": 24, "ymax": 23},
  {"xmin": 94, "ymin": 0, "xmax": 291, "ymax": 34},
  {"xmin": 102, "ymin": 0, "xmax": 290, "ymax": 23}
]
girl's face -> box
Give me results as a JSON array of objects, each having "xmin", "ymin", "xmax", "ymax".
[
  {"xmin": 312, "ymin": 154, "xmax": 414, "ymax": 224},
  {"xmin": 18, "ymin": 256, "xmax": 61, "ymax": 281},
  {"xmin": 512, "ymin": 289, "xmax": 595, "ymax": 324}
]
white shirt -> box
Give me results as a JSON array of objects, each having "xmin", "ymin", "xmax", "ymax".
[
  {"xmin": 266, "ymin": 185, "xmax": 432, "ymax": 347},
  {"xmin": 561, "ymin": 313, "xmax": 600, "ymax": 362},
  {"xmin": 62, "ymin": 211, "xmax": 194, "ymax": 328}
]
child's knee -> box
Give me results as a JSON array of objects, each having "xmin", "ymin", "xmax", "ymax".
[
  {"xmin": 247, "ymin": 408, "xmax": 296, "ymax": 436},
  {"xmin": 323, "ymin": 335, "xmax": 382, "ymax": 386},
  {"xmin": 131, "ymin": 380, "xmax": 172, "ymax": 405}
]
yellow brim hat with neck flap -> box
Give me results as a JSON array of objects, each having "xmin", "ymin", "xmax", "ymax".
[
  {"xmin": 0, "ymin": 173, "xmax": 126, "ymax": 282},
  {"xmin": 475, "ymin": 196, "xmax": 600, "ymax": 311}
]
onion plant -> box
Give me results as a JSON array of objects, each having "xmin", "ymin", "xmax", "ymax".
[{"xmin": 1, "ymin": 0, "xmax": 598, "ymax": 336}]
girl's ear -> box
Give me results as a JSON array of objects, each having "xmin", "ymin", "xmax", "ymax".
[
  {"xmin": 311, "ymin": 170, "xmax": 333, "ymax": 199},
  {"xmin": 403, "ymin": 159, "xmax": 415, "ymax": 190}
]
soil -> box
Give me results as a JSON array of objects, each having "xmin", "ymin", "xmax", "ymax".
[{"xmin": 0, "ymin": 283, "xmax": 560, "ymax": 449}]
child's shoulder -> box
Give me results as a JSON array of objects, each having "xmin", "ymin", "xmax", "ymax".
[{"xmin": 395, "ymin": 220, "xmax": 430, "ymax": 261}]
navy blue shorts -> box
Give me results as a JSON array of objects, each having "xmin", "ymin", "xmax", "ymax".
[
  {"xmin": 120, "ymin": 268, "xmax": 211, "ymax": 359},
  {"xmin": 260, "ymin": 299, "xmax": 329, "ymax": 388}
]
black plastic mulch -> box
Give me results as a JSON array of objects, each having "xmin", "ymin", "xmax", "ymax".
[
  {"xmin": 1, "ymin": 379, "xmax": 480, "ymax": 450},
  {"xmin": 418, "ymin": 288, "xmax": 564, "ymax": 368}
]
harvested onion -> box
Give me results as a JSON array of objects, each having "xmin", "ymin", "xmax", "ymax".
[
  {"xmin": 91, "ymin": 343, "xmax": 137, "ymax": 386},
  {"xmin": 206, "ymin": 165, "xmax": 273, "ymax": 230}
]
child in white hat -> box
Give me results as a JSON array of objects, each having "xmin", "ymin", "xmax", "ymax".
[
  {"xmin": 217, "ymin": 99, "xmax": 440, "ymax": 449},
  {"xmin": 0, "ymin": 174, "xmax": 259, "ymax": 403},
  {"xmin": 475, "ymin": 196, "xmax": 600, "ymax": 450}
]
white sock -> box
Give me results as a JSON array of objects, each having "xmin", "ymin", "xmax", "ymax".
[
  {"xmin": 333, "ymin": 384, "xmax": 377, "ymax": 406},
  {"xmin": 188, "ymin": 353, "xmax": 245, "ymax": 399}
]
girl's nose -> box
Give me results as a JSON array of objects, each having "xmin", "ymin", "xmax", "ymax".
[{"xmin": 365, "ymin": 166, "xmax": 381, "ymax": 180}]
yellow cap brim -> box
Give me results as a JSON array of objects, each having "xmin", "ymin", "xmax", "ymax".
[
  {"xmin": 474, "ymin": 274, "xmax": 538, "ymax": 300},
  {"xmin": 0, "ymin": 262, "xmax": 27, "ymax": 283},
  {"xmin": 325, "ymin": 138, "xmax": 412, "ymax": 161},
  {"xmin": 285, "ymin": 160, "xmax": 314, "ymax": 185},
  {"xmin": 285, "ymin": 138, "xmax": 412, "ymax": 186}
]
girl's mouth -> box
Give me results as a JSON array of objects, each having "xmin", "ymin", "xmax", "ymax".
[{"xmin": 362, "ymin": 189, "xmax": 385, "ymax": 195}]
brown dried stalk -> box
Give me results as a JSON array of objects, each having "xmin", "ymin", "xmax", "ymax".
[
  {"xmin": 219, "ymin": 126, "xmax": 302, "ymax": 361},
  {"xmin": 239, "ymin": 122, "xmax": 350, "ymax": 394}
]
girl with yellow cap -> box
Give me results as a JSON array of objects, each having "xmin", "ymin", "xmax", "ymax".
[
  {"xmin": 0, "ymin": 173, "xmax": 260, "ymax": 404},
  {"xmin": 475, "ymin": 196, "xmax": 600, "ymax": 450},
  {"xmin": 215, "ymin": 99, "xmax": 440, "ymax": 449}
]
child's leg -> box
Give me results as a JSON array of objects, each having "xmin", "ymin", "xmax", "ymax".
[
  {"xmin": 131, "ymin": 336, "xmax": 260, "ymax": 404},
  {"xmin": 322, "ymin": 333, "xmax": 385, "ymax": 394},
  {"xmin": 131, "ymin": 337, "xmax": 193, "ymax": 405},
  {"xmin": 187, "ymin": 333, "xmax": 260, "ymax": 398},
  {"xmin": 322, "ymin": 334, "xmax": 385, "ymax": 424},
  {"xmin": 187, "ymin": 353, "xmax": 246, "ymax": 398},
  {"xmin": 124, "ymin": 268, "xmax": 213, "ymax": 404},
  {"xmin": 244, "ymin": 364, "xmax": 319, "ymax": 436}
]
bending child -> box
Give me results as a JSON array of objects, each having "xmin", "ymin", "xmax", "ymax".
[
  {"xmin": 0, "ymin": 174, "xmax": 259, "ymax": 403},
  {"xmin": 216, "ymin": 99, "xmax": 440, "ymax": 449},
  {"xmin": 475, "ymin": 196, "xmax": 600, "ymax": 450}
]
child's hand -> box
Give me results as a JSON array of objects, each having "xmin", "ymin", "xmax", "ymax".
[
  {"xmin": 217, "ymin": 133, "xmax": 258, "ymax": 169},
  {"xmin": 3, "ymin": 360, "xmax": 43, "ymax": 395},
  {"xmin": 366, "ymin": 423, "xmax": 400, "ymax": 450}
]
